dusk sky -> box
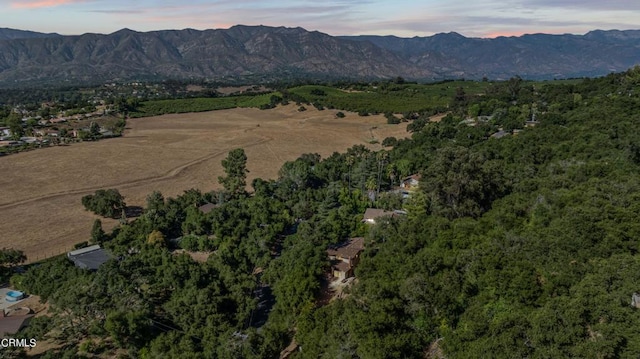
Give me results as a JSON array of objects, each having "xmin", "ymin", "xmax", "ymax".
[{"xmin": 2, "ymin": 0, "xmax": 639, "ymax": 38}]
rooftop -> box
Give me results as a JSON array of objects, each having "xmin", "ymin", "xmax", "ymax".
[
  {"xmin": 0, "ymin": 313, "xmax": 33, "ymax": 337},
  {"xmin": 331, "ymin": 260, "xmax": 351, "ymax": 273},
  {"xmin": 198, "ymin": 203, "xmax": 219, "ymax": 214},
  {"xmin": 327, "ymin": 237, "xmax": 365, "ymax": 260},
  {"xmin": 67, "ymin": 245, "xmax": 112, "ymax": 270},
  {"xmin": 403, "ymin": 174, "xmax": 421, "ymax": 181}
]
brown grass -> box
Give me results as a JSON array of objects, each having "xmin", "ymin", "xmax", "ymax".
[
  {"xmin": 0, "ymin": 104, "xmax": 409, "ymax": 262},
  {"xmin": 429, "ymin": 113, "xmax": 448, "ymax": 123}
]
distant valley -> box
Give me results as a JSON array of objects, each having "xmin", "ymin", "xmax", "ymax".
[{"xmin": 0, "ymin": 25, "xmax": 639, "ymax": 87}]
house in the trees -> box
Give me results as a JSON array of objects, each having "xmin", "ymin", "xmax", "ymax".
[
  {"xmin": 362, "ymin": 208, "xmax": 397, "ymax": 224},
  {"xmin": 198, "ymin": 202, "xmax": 219, "ymax": 214},
  {"xmin": 0, "ymin": 127, "xmax": 10, "ymax": 138},
  {"xmin": 400, "ymin": 174, "xmax": 421, "ymax": 190},
  {"xmin": 67, "ymin": 245, "xmax": 112, "ymax": 270},
  {"xmin": 327, "ymin": 237, "xmax": 365, "ymax": 281},
  {"xmin": 490, "ymin": 129, "xmax": 509, "ymax": 139}
]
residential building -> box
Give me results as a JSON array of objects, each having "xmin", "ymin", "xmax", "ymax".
[
  {"xmin": 327, "ymin": 237, "xmax": 365, "ymax": 281},
  {"xmin": 400, "ymin": 174, "xmax": 421, "ymax": 190},
  {"xmin": 67, "ymin": 245, "xmax": 112, "ymax": 270}
]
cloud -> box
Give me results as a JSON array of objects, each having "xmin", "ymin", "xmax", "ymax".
[
  {"xmin": 3, "ymin": 0, "xmax": 639, "ymax": 37},
  {"xmin": 89, "ymin": 9, "xmax": 145, "ymax": 14},
  {"xmin": 348, "ymin": 0, "xmax": 640, "ymax": 38},
  {"xmin": 85, "ymin": 1, "xmax": 373, "ymax": 34},
  {"xmin": 520, "ymin": 0, "xmax": 640, "ymax": 11},
  {"xmin": 10, "ymin": 0, "xmax": 87, "ymax": 9}
]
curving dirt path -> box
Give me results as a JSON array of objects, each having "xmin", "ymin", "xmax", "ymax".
[{"xmin": 0, "ymin": 135, "xmax": 272, "ymax": 211}]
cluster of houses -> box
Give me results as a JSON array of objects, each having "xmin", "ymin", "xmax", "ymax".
[
  {"xmin": 0, "ymin": 124, "xmax": 114, "ymax": 149},
  {"xmin": 0, "ymin": 104, "xmax": 116, "ymax": 149},
  {"xmin": 326, "ymin": 174, "xmax": 420, "ymax": 282},
  {"xmin": 459, "ymin": 113, "xmax": 540, "ymax": 140},
  {"xmin": 62, "ymin": 175, "xmax": 422, "ymax": 286}
]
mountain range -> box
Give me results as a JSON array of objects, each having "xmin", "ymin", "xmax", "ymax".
[{"xmin": 0, "ymin": 25, "xmax": 639, "ymax": 87}]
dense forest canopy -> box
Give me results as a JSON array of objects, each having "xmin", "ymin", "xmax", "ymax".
[{"xmin": 6, "ymin": 68, "xmax": 640, "ymax": 358}]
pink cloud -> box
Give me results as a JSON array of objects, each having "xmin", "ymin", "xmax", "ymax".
[{"xmin": 11, "ymin": 0, "xmax": 85, "ymax": 9}]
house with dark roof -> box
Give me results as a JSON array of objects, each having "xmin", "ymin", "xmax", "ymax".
[
  {"xmin": 67, "ymin": 245, "xmax": 112, "ymax": 270},
  {"xmin": 327, "ymin": 237, "xmax": 365, "ymax": 281},
  {"xmin": 490, "ymin": 130, "xmax": 509, "ymax": 139}
]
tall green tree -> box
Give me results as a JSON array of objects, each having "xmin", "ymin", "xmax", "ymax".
[
  {"xmin": 218, "ymin": 148, "xmax": 249, "ymax": 198},
  {"xmin": 0, "ymin": 248, "xmax": 26, "ymax": 282},
  {"xmin": 6, "ymin": 113, "xmax": 24, "ymax": 140},
  {"xmin": 90, "ymin": 219, "xmax": 106, "ymax": 243},
  {"xmin": 88, "ymin": 121, "xmax": 101, "ymax": 140}
]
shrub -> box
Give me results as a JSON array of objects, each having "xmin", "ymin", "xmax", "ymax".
[
  {"xmin": 385, "ymin": 112, "xmax": 401, "ymax": 124},
  {"xmin": 81, "ymin": 189, "xmax": 126, "ymax": 218},
  {"xmin": 310, "ymin": 89, "xmax": 326, "ymax": 96},
  {"xmin": 382, "ymin": 137, "xmax": 398, "ymax": 147},
  {"xmin": 179, "ymin": 235, "xmax": 200, "ymax": 251},
  {"xmin": 387, "ymin": 116, "xmax": 401, "ymax": 124}
]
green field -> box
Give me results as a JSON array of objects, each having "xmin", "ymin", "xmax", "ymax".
[
  {"xmin": 130, "ymin": 93, "xmax": 280, "ymax": 117},
  {"xmin": 287, "ymin": 81, "xmax": 492, "ymax": 114},
  {"xmin": 129, "ymin": 82, "xmax": 494, "ymax": 117}
]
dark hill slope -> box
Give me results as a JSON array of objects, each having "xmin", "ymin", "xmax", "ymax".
[{"xmin": 0, "ymin": 26, "xmax": 639, "ymax": 86}]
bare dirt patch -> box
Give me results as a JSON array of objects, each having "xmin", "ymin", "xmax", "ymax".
[
  {"xmin": 173, "ymin": 249, "xmax": 212, "ymax": 263},
  {"xmin": 0, "ymin": 105, "xmax": 409, "ymax": 262},
  {"xmin": 429, "ymin": 113, "xmax": 449, "ymax": 123},
  {"xmin": 185, "ymin": 84, "xmax": 204, "ymax": 92}
]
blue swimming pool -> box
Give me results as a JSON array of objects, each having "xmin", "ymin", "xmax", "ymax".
[{"xmin": 5, "ymin": 290, "xmax": 24, "ymax": 302}]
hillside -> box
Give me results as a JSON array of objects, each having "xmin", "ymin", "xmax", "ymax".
[
  {"xmin": 0, "ymin": 28, "xmax": 60, "ymax": 40},
  {"xmin": 341, "ymin": 30, "xmax": 640, "ymax": 79},
  {"xmin": 0, "ymin": 26, "xmax": 432, "ymax": 87},
  {"xmin": 0, "ymin": 26, "xmax": 639, "ymax": 87}
]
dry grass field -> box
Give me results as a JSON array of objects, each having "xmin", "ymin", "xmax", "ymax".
[{"xmin": 0, "ymin": 104, "xmax": 409, "ymax": 262}]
